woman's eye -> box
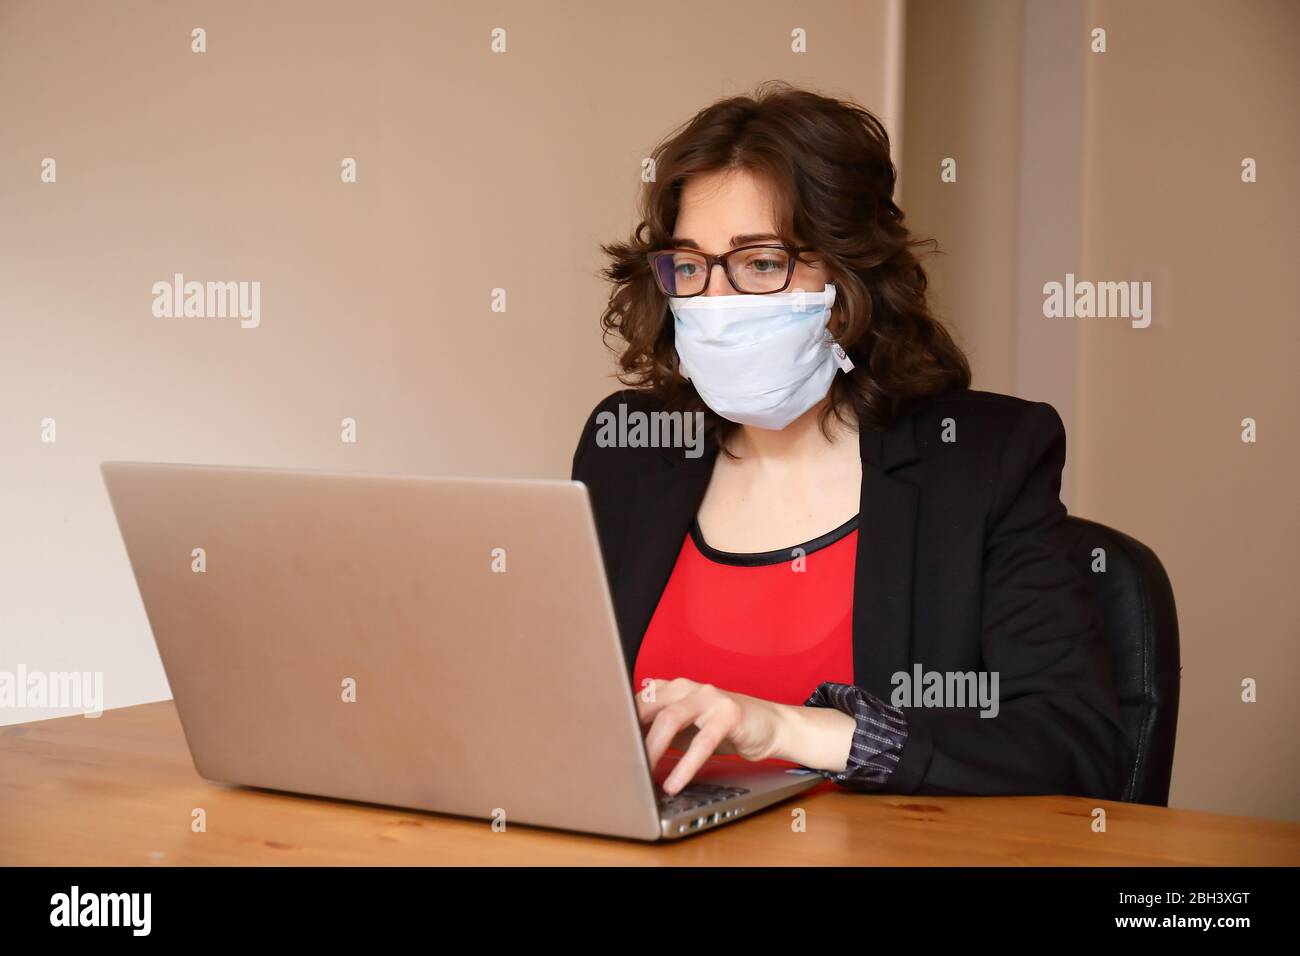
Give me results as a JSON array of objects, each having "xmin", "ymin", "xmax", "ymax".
[
  {"xmin": 675, "ymin": 262, "xmax": 699, "ymax": 277},
  {"xmin": 746, "ymin": 257, "xmax": 781, "ymax": 273}
]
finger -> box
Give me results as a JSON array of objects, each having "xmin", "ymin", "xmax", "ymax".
[
  {"xmin": 635, "ymin": 678, "xmax": 694, "ymax": 725},
  {"xmin": 662, "ymin": 717, "xmax": 730, "ymax": 795},
  {"xmin": 634, "ymin": 680, "xmax": 669, "ymax": 725},
  {"xmin": 643, "ymin": 699, "xmax": 706, "ymax": 772},
  {"xmin": 632, "ymin": 678, "xmax": 661, "ymax": 722}
]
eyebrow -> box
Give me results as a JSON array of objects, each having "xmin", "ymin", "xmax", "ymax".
[{"xmin": 670, "ymin": 233, "xmax": 783, "ymax": 250}]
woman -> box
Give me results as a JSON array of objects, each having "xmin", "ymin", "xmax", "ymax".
[{"xmin": 572, "ymin": 81, "xmax": 1130, "ymax": 800}]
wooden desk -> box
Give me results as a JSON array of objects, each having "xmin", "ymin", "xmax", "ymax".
[{"xmin": 2, "ymin": 701, "xmax": 1296, "ymax": 866}]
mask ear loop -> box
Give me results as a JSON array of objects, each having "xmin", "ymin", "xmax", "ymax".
[
  {"xmin": 824, "ymin": 305, "xmax": 855, "ymax": 372},
  {"xmin": 826, "ymin": 332, "xmax": 855, "ymax": 372}
]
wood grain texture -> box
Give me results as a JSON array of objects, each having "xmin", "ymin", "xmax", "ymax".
[{"xmin": 2, "ymin": 702, "xmax": 1296, "ymax": 866}]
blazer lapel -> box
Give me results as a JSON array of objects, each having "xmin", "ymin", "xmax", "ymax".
[{"xmin": 852, "ymin": 414, "xmax": 921, "ymax": 698}]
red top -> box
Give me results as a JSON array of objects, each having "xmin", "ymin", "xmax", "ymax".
[{"xmin": 633, "ymin": 517, "xmax": 858, "ymax": 709}]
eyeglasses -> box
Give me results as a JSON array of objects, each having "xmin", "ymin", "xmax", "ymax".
[{"xmin": 646, "ymin": 242, "xmax": 815, "ymax": 297}]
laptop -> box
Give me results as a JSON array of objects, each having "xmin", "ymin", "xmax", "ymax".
[{"xmin": 100, "ymin": 461, "xmax": 823, "ymax": 841}]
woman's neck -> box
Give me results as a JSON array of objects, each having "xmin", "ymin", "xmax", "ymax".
[{"xmin": 722, "ymin": 398, "xmax": 858, "ymax": 468}]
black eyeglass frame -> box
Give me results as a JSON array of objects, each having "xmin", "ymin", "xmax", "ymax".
[{"xmin": 645, "ymin": 242, "xmax": 817, "ymax": 297}]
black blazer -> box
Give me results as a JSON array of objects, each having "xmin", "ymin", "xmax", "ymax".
[{"xmin": 570, "ymin": 386, "xmax": 1132, "ymax": 800}]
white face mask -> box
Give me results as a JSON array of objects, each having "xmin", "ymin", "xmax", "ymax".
[{"xmin": 669, "ymin": 282, "xmax": 854, "ymax": 431}]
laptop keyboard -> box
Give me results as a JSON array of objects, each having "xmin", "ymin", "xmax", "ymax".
[{"xmin": 657, "ymin": 781, "xmax": 751, "ymax": 814}]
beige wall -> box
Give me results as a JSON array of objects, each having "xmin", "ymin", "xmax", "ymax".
[
  {"xmin": 1077, "ymin": 0, "xmax": 1299, "ymax": 822},
  {"xmin": 0, "ymin": 2, "xmax": 901, "ymax": 719},
  {"xmin": 901, "ymin": 0, "xmax": 1024, "ymax": 396},
  {"xmin": 904, "ymin": 0, "xmax": 1299, "ymax": 821}
]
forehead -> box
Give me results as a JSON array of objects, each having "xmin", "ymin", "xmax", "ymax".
[{"xmin": 673, "ymin": 168, "xmax": 784, "ymax": 246}]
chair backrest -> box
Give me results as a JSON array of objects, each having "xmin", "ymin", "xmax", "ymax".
[{"xmin": 1062, "ymin": 516, "xmax": 1180, "ymax": 805}]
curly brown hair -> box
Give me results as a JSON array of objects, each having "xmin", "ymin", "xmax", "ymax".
[{"xmin": 597, "ymin": 80, "xmax": 970, "ymax": 450}]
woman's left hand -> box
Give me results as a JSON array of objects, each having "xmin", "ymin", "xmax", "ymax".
[{"xmin": 635, "ymin": 677, "xmax": 788, "ymax": 794}]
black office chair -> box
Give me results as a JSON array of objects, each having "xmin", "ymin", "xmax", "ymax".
[{"xmin": 1063, "ymin": 516, "xmax": 1181, "ymax": 806}]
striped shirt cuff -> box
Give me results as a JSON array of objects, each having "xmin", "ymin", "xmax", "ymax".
[{"xmin": 801, "ymin": 681, "xmax": 908, "ymax": 788}]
